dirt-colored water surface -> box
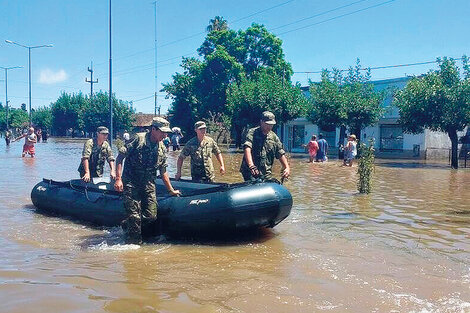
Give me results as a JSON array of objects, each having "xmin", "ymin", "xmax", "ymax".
[{"xmin": 1, "ymin": 138, "xmax": 469, "ymax": 312}]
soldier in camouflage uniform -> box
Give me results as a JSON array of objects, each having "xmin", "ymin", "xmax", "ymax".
[
  {"xmin": 78, "ymin": 126, "xmax": 116, "ymax": 182},
  {"xmin": 114, "ymin": 117, "xmax": 180, "ymax": 244},
  {"xmin": 175, "ymin": 121, "xmax": 225, "ymax": 183},
  {"xmin": 240, "ymin": 111, "xmax": 290, "ymax": 181}
]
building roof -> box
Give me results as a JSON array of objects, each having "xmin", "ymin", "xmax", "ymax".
[{"xmin": 132, "ymin": 113, "xmax": 165, "ymax": 127}]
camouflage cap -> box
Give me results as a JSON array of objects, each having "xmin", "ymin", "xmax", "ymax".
[
  {"xmin": 194, "ymin": 121, "xmax": 207, "ymax": 129},
  {"xmin": 97, "ymin": 126, "xmax": 109, "ymax": 134},
  {"xmin": 151, "ymin": 117, "xmax": 172, "ymax": 133},
  {"xmin": 261, "ymin": 111, "xmax": 276, "ymax": 125}
]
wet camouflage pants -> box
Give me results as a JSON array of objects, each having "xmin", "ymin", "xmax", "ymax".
[{"xmin": 122, "ymin": 180, "xmax": 158, "ymax": 241}]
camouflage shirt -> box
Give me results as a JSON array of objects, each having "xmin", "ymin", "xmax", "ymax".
[
  {"xmin": 78, "ymin": 138, "xmax": 114, "ymax": 178},
  {"xmin": 118, "ymin": 132, "xmax": 167, "ymax": 183},
  {"xmin": 180, "ymin": 136, "xmax": 221, "ymax": 182},
  {"xmin": 240, "ymin": 126, "xmax": 286, "ymax": 180}
]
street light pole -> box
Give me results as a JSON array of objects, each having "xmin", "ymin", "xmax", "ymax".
[
  {"xmin": 0, "ymin": 66, "xmax": 23, "ymax": 130},
  {"xmin": 5, "ymin": 40, "xmax": 53, "ymax": 126},
  {"xmin": 109, "ymin": 0, "xmax": 113, "ymax": 146}
]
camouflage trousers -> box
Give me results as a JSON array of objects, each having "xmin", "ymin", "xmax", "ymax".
[{"xmin": 122, "ymin": 179, "xmax": 158, "ymax": 243}]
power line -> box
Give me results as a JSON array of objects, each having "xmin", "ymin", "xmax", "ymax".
[
  {"xmin": 277, "ymin": 0, "xmax": 397, "ymax": 36},
  {"xmin": 270, "ymin": 0, "xmax": 370, "ymax": 32},
  {"xmin": 294, "ymin": 58, "xmax": 465, "ymax": 74}
]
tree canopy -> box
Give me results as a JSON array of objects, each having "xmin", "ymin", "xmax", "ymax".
[
  {"xmin": 164, "ymin": 19, "xmax": 303, "ymax": 144},
  {"xmin": 309, "ymin": 59, "xmax": 385, "ymax": 146},
  {"xmin": 394, "ymin": 57, "xmax": 470, "ymax": 168}
]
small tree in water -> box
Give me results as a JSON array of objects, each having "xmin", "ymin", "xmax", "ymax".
[{"xmin": 357, "ymin": 140, "xmax": 375, "ymax": 194}]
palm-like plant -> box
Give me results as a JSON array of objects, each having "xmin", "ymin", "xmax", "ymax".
[{"xmin": 206, "ymin": 16, "xmax": 228, "ymax": 32}]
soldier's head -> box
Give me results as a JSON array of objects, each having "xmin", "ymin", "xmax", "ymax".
[
  {"xmin": 260, "ymin": 111, "xmax": 276, "ymax": 134},
  {"xmin": 96, "ymin": 126, "xmax": 109, "ymax": 143},
  {"xmin": 194, "ymin": 121, "xmax": 207, "ymax": 139},
  {"xmin": 151, "ymin": 117, "xmax": 172, "ymax": 142}
]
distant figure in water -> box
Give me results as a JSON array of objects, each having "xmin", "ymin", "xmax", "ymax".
[
  {"xmin": 343, "ymin": 134, "xmax": 357, "ymax": 167},
  {"xmin": 5, "ymin": 129, "xmax": 12, "ymax": 146},
  {"xmin": 13, "ymin": 127, "xmax": 37, "ymax": 157},
  {"xmin": 303, "ymin": 135, "xmax": 319, "ymax": 163},
  {"xmin": 316, "ymin": 133, "xmax": 329, "ymax": 162}
]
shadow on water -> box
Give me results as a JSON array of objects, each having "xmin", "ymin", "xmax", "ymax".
[{"xmin": 28, "ymin": 205, "xmax": 278, "ymax": 248}]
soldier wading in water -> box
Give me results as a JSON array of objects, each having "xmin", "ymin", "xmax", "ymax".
[
  {"xmin": 240, "ymin": 111, "xmax": 290, "ymax": 182},
  {"xmin": 78, "ymin": 126, "xmax": 116, "ymax": 182},
  {"xmin": 114, "ymin": 117, "xmax": 180, "ymax": 244},
  {"xmin": 175, "ymin": 121, "xmax": 225, "ymax": 183}
]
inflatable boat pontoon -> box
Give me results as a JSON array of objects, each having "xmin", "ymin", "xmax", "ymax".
[{"xmin": 31, "ymin": 178, "xmax": 293, "ymax": 236}]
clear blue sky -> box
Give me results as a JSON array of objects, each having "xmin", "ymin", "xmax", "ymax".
[{"xmin": 1, "ymin": 0, "xmax": 469, "ymax": 114}]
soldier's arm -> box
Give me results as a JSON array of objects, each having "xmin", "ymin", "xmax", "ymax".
[
  {"xmin": 216, "ymin": 152, "xmax": 225, "ymax": 174},
  {"xmin": 161, "ymin": 172, "xmax": 180, "ymax": 196},
  {"xmin": 175, "ymin": 156, "xmax": 184, "ymax": 180},
  {"xmin": 212, "ymin": 140, "xmax": 225, "ymax": 174},
  {"xmin": 81, "ymin": 140, "xmax": 93, "ymax": 182},
  {"xmin": 279, "ymin": 155, "xmax": 290, "ymax": 179},
  {"xmin": 114, "ymin": 145, "xmax": 128, "ymax": 191},
  {"xmin": 274, "ymin": 136, "xmax": 289, "ymax": 179},
  {"xmin": 106, "ymin": 144, "xmax": 116, "ymax": 180}
]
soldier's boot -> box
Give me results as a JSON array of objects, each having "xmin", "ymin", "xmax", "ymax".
[{"xmin": 124, "ymin": 216, "xmax": 142, "ymax": 245}]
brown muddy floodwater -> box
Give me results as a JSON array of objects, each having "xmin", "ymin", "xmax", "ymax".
[{"xmin": 0, "ymin": 138, "xmax": 469, "ymax": 312}]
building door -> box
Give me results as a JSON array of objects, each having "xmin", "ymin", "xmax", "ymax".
[
  {"xmin": 380, "ymin": 125, "xmax": 403, "ymax": 150},
  {"xmin": 292, "ymin": 125, "xmax": 305, "ymax": 151}
]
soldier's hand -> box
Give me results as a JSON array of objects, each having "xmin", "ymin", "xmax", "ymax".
[
  {"xmin": 169, "ymin": 189, "xmax": 181, "ymax": 197},
  {"xmin": 220, "ymin": 165, "xmax": 226, "ymax": 175},
  {"xmin": 249, "ymin": 165, "xmax": 260, "ymax": 178},
  {"xmin": 110, "ymin": 170, "xmax": 116, "ymax": 181},
  {"xmin": 175, "ymin": 172, "xmax": 181, "ymax": 180},
  {"xmin": 114, "ymin": 178, "xmax": 123, "ymax": 192},
  {"xmin": 82, "ymin": 172, "xmax": 91, "ymax": 183},
  {"xmin": 281, "ymin": 167, "xmax": 290, "ymax": 180}
]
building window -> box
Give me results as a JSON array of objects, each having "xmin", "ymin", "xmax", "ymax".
[
  {"xmin": 380, "ymin": 125, "xmax": 403, "ymax": 150},
  {"xmin": 288, "ymin": 125, "xmax": 305, "ymax": 152}
]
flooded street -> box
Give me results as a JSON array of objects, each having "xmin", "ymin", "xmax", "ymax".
[{"xmin": 1, "ymin": 138, "xmax": 469, "ymax": 312}]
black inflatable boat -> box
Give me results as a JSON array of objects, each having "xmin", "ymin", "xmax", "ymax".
[{"xmin": 31, "ymin": 178, "xmax": 293, "ymax": 236}]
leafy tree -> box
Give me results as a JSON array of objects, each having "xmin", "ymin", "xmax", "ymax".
[
  {"xmin": 395, "ymin": 57, "xmax": 470, "ymax": 168},
  {"xmin": 51, "ymin": 92, "xmax": 87, "ymax": 136},
  {"xmin": 21, "ymin": 103, "xmax": 26, "ymax": 111},
  {"xmin": 227, "ymin": 69, "xmax": 309, "ymax": 146},
  {"xmin": 309, "ymin": 59, "xmax": 384, "ymax": 150},
  {"xmin": 165, "ymin": 20, "xmax": 296, "ymax": 144},
  {"xmin": 50, "ymin": 91, "xmax": 134, "ymax": 137},
  {"xmin": 9, "ymin": 108, "xmax": 29, "ymax": 129},
  {"xmin": 163, "ymin": 58, "xmax": 203, "ymax": 137},
  {"xmin": 32, "ymin": 106, "xmax": 52, "ymax": 131}
]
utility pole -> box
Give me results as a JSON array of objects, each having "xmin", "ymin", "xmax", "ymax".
[
  {"xmin": 85, "ymin": 61, "xmax": 98, "ymax": 97},
  {"xmin": 153, "ymin": 1, "xmax": 158, "ymax": 116},
  {"xmin": 1, "ymin": 66, "xmax": 22, "ymax": 130}
]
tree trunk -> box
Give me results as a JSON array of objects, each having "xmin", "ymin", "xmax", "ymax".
[
  {"xmin": 448, "ymin": 129, "xmax": 459, "ymax": 169},
  {"xmin": 235, "ymin": 126, "xmax": 242, "ymax": 148},
  {"xmin": 338, "ymin": 125, "xmax": 346, "ymax": 159}
]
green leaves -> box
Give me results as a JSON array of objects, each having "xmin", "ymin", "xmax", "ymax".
[
  {"xmin": 309, "ymin": 60, "xmax": 384, "ymax": 135},
  {"xmin": 395, "ymin": 57, "xmax": 470, "ymax": 134},
  {"xmin": 164, "ymin": 19, "xmax": 297, "ymax": 142},
  {"xmin": 50, "ymin": 91, "xmax": 134, "ymax": 136}
]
